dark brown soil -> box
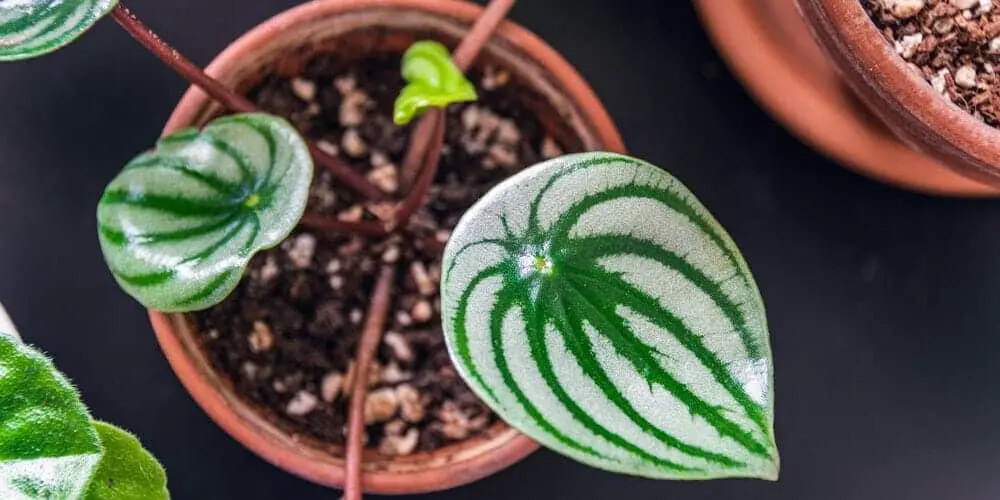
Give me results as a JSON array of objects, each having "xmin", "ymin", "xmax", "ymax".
[
  {"xmin": 192, "ymin": 53, "xmax": 577, "ymax": 455},
  {"xmin": 863, "ymin": 0, "xmax": 1000, "ymax": 126}
]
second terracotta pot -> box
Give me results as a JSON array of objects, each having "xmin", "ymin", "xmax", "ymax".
[
  {"xmin": 150, "ymin": 0, "xmax": 624, "ymax": 494},
  {"xmin": 797, "ymin": 0, "xmax": 1000, "ymax": 189}
]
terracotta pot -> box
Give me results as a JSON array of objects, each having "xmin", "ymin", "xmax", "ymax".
[
  {"xmin": 150, "ymin": 0, "xmax": 624, "ymax": 494},
  {"xmin": 796, "ymin": 0, "xmax": 1000, "ymax": 188},
  {"xmin": 694, "ymin": 0, "xmax": 1000, "ymax": 196}
]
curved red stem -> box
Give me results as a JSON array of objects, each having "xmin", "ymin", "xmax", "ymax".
[
  {"xmin": 110, "ymin": 2, "xmax": 384, "ymax": 201},
  {"xmin": 344, "ymin": 265, "xmax": 395, "ymax": 500},
  {"xmin": 299, "ymin": 213, "xmax": 388, "ymax": 237},
  {"xmin": 390, "ymin": 110, "xmax": 446, "ymax": 229}
]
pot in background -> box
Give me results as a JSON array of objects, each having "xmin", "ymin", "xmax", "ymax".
[
  {"xmin": 150, "ymin": 0, "xmax": 624, "ymax": 494},
  {"xmin": 796, "ymin": 0, "xmax": 1000, "ymax": 189}
]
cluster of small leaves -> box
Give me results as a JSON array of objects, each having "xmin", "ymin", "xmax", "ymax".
[{"xmin": 393, "ymin": 40, "xmax": 478, "ymax": 125}]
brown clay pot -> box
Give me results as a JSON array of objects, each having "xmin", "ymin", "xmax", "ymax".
[
  {"xmin": 694, "ymin": 0, "xmax": 1000, "ymax": 196},
  {"xmin": 149, "ymin": 0, "xmax": 624, "ymax": 494},
  {"xmin": 796, "ymin": 0, "xmax": 1000, "ymax": 189}
]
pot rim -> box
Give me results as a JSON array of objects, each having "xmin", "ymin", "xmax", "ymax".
[
  {"xmin": 694, "ymin": 0, "xmax": 1000, "ymax": 196},
  {"xmin": 798, "ymin": 0, "xmax": 1000, "ymax": 185},
  {"xmin": 151, "ymin": 0, "xmax": 624, "ymax": 494}
]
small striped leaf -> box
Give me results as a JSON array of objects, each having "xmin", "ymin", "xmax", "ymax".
[
  {"xmin": 98, "ymin": 113, "xmax": 313, "ymax": 313},
  {"xmin": 393, "ymin": 40, "xmax": 477, "ymax": 125},
  {"xmin": 0, "ymin": 333, "xmax": 102, "ymax": 499},
  {"xmin": 83, "ymin": 422, "xmax": 168, "ymax": 500},
  {"xmin": 442, "ymin": 152, "xmax": 778, "ymax": 480},
  {"xmin": 0, "ymin": 0, "xmax": 118, "ymax": 61}
]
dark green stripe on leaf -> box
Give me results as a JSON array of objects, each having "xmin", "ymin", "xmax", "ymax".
[{"xmin": 100, "ymin": 191, "xmax": 236, "ymax": 217}]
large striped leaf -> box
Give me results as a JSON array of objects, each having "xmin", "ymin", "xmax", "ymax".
[
  {"xmin": 0, "ymin": 0, "xmax": 118, "ymax": 61},
  {"xmin": 441, "ymin": 152, "xmax": 777, "ymax": 480},
  {"xmin": 98, "ymin": 113, "xmax": 313, "ymax": 313},
  {"xmin": 0, "ymin": 333, "xmax": 102, "ymax": 499},
  {"xmin": 393, "ymin": 40, "xmax": 477, "ymax": 125}
]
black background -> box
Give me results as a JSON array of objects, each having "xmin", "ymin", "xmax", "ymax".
[{"xmin": 2, "ymin": 1, "xmax": 999, "ymax": 499}]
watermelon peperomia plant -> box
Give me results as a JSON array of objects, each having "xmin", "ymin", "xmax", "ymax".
[
  {"xmin": 440, "ymin": 152, "xmax": 777, "ymax": 479},
  {"xmin": 1, "ymin": 0, "xmax": 777, "ymax": 497}
]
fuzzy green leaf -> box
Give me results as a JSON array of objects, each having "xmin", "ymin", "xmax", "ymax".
[
  {"xmin": 0, "ymin": 0, "xmax": 118, "ymax": 61},
  {"xmin": 83, "ymin": 422, "xmax": 168, "ymax": 500},
  {"xmin": 441, "ymin": 152, "xmax": 778, "ymax": 480},
  {"xmin": 97, "ymin": 113, "xmax": 313, "ymax": 312},
  {"xmin": 393, "ymin": 40, "xmax": 477, "ymax": 125},
  {"xmin": 0, "ymin": 333, "xmax": 102, "ymax": 499}
]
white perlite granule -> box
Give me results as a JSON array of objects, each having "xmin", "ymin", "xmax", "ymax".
[{"xmin": 955, "ymin": 65, "xmax": 978, "ymax": 89}]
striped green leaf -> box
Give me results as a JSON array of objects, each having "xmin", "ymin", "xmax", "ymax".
[
  {"xmin": 0, "ymin": 333, "xmax": 102, "ymax": 499},
  {"xmin": 393, "ymin": 40, "xmax": 477, "ymax": 125},
  {"xmin": 0, "ymin": 0, "xmax": 118, "ymax": 61},
  {"xmin": 441, "ymin": 152, "xmax": 777, "ymax": 480},
  {"xmin": 98, "ymin": 113, "xmax": 313, "ymax": 313}
]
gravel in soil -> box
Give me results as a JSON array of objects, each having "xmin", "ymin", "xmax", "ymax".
[
  {"xmin": 864, "ymin": 0, "xmax": 1000, "ymax": 126},
  {"xmin": 192, "ymin": 53, "xmax": 577, "ymax": 456}
]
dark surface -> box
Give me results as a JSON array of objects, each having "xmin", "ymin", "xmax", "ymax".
[{"xmin": 1, "ymin": 0, "xmax": 998, "ymax": 499}]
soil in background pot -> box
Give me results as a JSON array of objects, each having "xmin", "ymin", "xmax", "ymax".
[
  {"xmin": 192, "ymin": 53, "xmax": 579, "ymax": 456},
  {"xmin": 863, "ymin": 0, "xmax": 1000, "ymax": 127}
]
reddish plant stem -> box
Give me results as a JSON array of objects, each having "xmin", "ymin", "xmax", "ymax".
[
  {"xmin": 421, "ymin": 235, "xmax": 447, "ymax": 256},
  {"xmin": 344, "ymin": 265, "xmax": 395, "ymax": 500},
  {"xmin": 396, "ymin": 0, "xmax": 516, "ymax": 216},
  {"xmin": 451, "ymin": 0, "xmax": 517, "ymax": 71},
  {"xmin": 391, "ymin": 110, "xmax": 446, "ymax": 229},
  {"xmin": 340, "ymin": 3, "xmax": 512, "ymax": 491},
  {"xmin": 110, "ymin": 2, "xmax": 384, "ymax": 201},
  {"xmin": 298, "ymin": 213, "xmax": 388, "ymax": 237},
  {"xmin": 398, "ymin": 114, "xmax": 439, "ymax": 192}
]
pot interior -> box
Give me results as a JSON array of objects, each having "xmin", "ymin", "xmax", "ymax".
[{"xmin": 168, "ymin": 4, "xmax": 612, "ymax": 477}]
